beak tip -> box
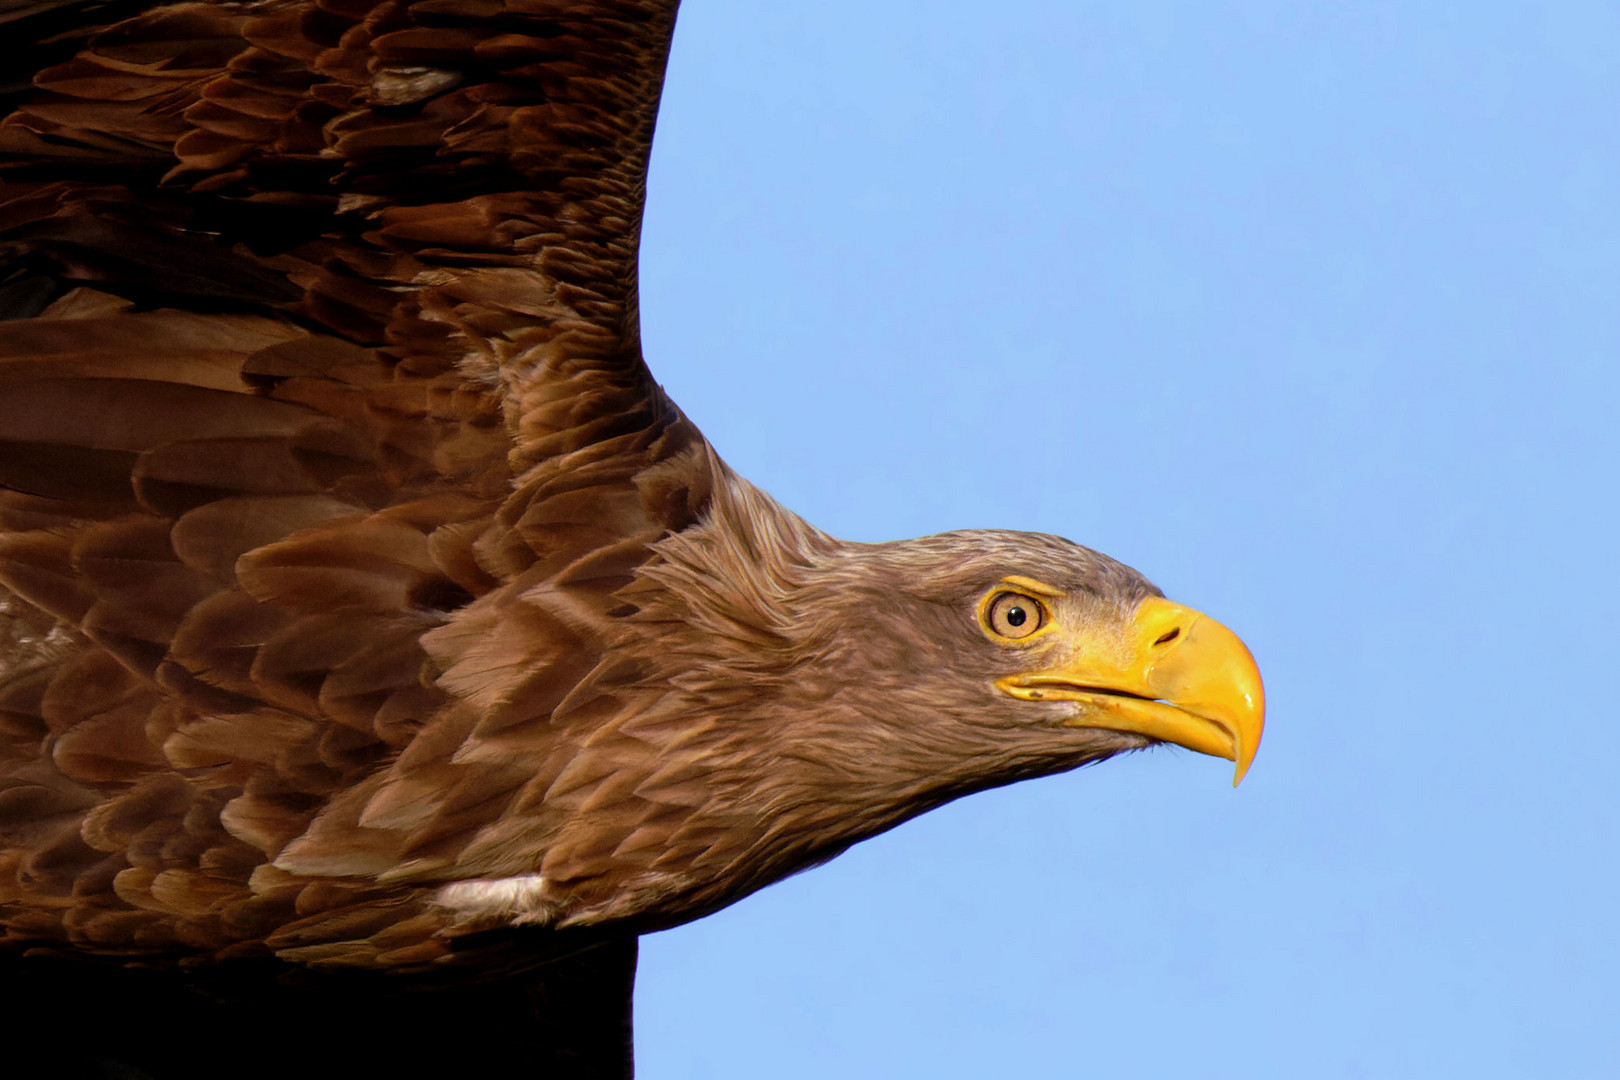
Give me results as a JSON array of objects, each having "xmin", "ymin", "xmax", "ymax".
[{"xmin": 1230, "ymin": 727, "xmax": 1260, "ymax": 787}]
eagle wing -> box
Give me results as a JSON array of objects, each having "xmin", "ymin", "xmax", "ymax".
[{"xmin": 0, "ymin": 0, "xmax": 700, "ymax": 968}]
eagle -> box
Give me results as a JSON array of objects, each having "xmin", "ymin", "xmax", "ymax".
[{"xmin": 0, "ymin": 1, "xmax": 1263, "ymax": 1075}]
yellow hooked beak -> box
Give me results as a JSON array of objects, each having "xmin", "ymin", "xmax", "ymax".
[{"xmin": 996, "ymin": 597, "xmax": 1264, "ymax": 785}]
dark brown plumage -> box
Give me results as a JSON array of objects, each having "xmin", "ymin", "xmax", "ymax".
[{"xmin": 0, "ymin": 1, "xmax": 1263, "ymax": 1074}]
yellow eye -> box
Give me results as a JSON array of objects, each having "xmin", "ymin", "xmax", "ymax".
[{"xmin": 985, "ymin": 592, "xmax": 1045, "ymax": 640}]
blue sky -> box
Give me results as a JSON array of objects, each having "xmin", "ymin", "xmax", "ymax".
[{"xmin": 632, "ymin": 3, "xmax": 1618, "ymax": 1076}]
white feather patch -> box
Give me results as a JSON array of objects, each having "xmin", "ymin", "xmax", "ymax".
[{"xmin": 434, "ymin": 874, "xmax": 553, "ymax": 923}]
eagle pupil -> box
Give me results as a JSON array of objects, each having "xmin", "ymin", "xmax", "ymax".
[{"xmin": 1007, "ymin": 606, "xmax": 1026, "ymax": 626}]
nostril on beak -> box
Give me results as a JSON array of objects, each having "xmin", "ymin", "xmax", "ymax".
[{"xmin": 1153, "ymin": 627, "xmax": 1181, "ymax": 646}]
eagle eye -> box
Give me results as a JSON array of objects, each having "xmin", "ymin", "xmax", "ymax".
[{"xmin": 983, "ymin": 591, "xmax": 1046, "ymax": 640}]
